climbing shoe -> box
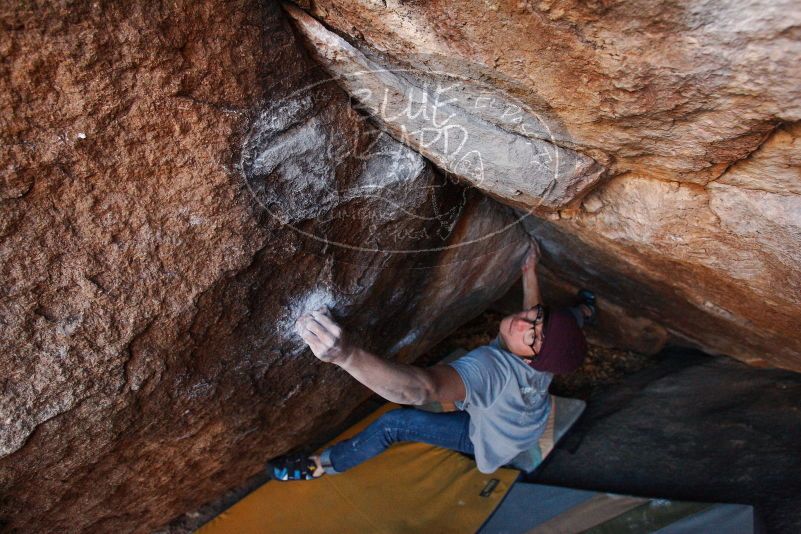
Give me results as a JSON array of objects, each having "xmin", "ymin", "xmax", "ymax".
[
  {"xmin": 267, "ymin": 452, "xmax": 319, "ymax": 481},
  {"xmin": 577, "ymin": 289, "xmax": 598, "ymax": 326}
]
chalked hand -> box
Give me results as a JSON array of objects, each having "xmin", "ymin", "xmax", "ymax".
[{"xmin": 295, "ymin": 308, "xmax": 352, "ymax": 365}]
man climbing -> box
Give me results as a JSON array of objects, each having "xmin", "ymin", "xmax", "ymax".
[{"xmin": 269, "ymin": 238, "xmax": 595, "ymax": 481}]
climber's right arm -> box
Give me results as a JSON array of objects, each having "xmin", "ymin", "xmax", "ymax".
[
  {"xmin": 296, "ymin": 309, "xmax": 465, "ymax": 405},
  {"xmin": 522, "ymin": 237, "xmax": 543, "ymax": 309}
]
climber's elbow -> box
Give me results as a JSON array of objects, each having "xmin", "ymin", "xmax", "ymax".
[{"xmin": 418, "ymin": 365, "xmax": 466, "ymax": 404}]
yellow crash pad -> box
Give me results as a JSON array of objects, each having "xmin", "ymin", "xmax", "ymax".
[{"xmin": 199, "ymin": 404, "xmax": 518, "ymax": 534}]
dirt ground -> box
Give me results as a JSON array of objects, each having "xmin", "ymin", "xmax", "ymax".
[{"xmin": 534, "ymin": 348, "xmax": 801, "ymax": 533}]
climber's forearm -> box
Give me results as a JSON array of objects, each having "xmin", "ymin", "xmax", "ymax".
[
  {"xmin": 296, "ymin": 308, "xmax": 444, "ymax": 405},
  {"xmin": 522, "ymin": 267, "xmax": 542, "ymax": 309},
  {"xmin": 335, "ymin": 347, "xmax": 435, "ymax": 405}
]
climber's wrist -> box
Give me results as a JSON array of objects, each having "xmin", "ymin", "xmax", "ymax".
[{"xmin": 331, "ymin": 345, "xmax": 359, "ymax": 369}]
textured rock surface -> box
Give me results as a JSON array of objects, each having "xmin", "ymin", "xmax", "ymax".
[
  {"xmin": 296, "ymin": 0, "xmax": 801, "ymax": 370},
  {"xmin": 284, "ymin": 4, "xmax": 605, "ymax": 211},
  {"xmin": 0, "ymin": 1, "xmax": 527, "ymax": 531}
]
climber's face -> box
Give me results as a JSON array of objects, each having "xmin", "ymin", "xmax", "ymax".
[{"xmin": 499, "ymin": 305, "xmax": 546, "ymax": 358}]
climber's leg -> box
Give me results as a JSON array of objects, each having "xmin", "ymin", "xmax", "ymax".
[
  {"xmin": 317, "ymin": 407, "xmax": 473, "ymax": 475},
  {"xmin": 569, "ymin": 289, "xmax": 596, "ymax": 328},
  {"xmin": 568, "ymin": 305, "xmax": 588, "ymax": 328}
]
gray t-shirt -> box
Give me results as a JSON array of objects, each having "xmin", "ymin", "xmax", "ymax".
[{"xmin": 448, "ymin": 337, "xmax": 552, "ymax": 473}]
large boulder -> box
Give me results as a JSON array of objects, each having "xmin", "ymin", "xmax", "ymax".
[
  {"xmin": 283, "ymin": 3, "xmax": 605, "ymax": 212},
  {"xmin": 0, "ymin": 1, "xmax": 527, "ymax": 531},
  {"xmin": 291, "ymin": 0, "xmax": 801, "ymax": 370}
]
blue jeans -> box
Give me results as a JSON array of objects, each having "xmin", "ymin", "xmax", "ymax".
[{"xmin": 319, "ymin": 407, "xmax": 474, "ymax": 474}]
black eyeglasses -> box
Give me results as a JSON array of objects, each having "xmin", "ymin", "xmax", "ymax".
[{"xmin": 519, "ymin": 304, "xmax": 547, "ymax": 357}]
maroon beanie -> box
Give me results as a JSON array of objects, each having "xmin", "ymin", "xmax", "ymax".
[{"xmin": 530, "ymin": 308, "xmax": 587, "ymax": 375}]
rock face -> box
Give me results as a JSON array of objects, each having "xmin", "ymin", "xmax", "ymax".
[
  {"xmin": 283, "ymin": 4, "xmax": 605, "ymax": 212},
  {"xmin": 0, "ymin": 1, "xmax": 527, "ymax": 531},
  {"xmin": 295, "ymin": 0, "xmax": 801, "ymax": 370},
  {"xmin": 3, "ymin": 0, "xmax": 800, "ymax": 530}
]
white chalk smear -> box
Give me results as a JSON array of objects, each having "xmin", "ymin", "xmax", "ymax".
[{"xmin": 276, "ymin": 287, "xmax": 339, "ymax": 356}]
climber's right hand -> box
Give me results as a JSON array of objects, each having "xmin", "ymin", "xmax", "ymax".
[{"xmin": 295, "ymin": 308, "xmax": 353, "ymax": 365}]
